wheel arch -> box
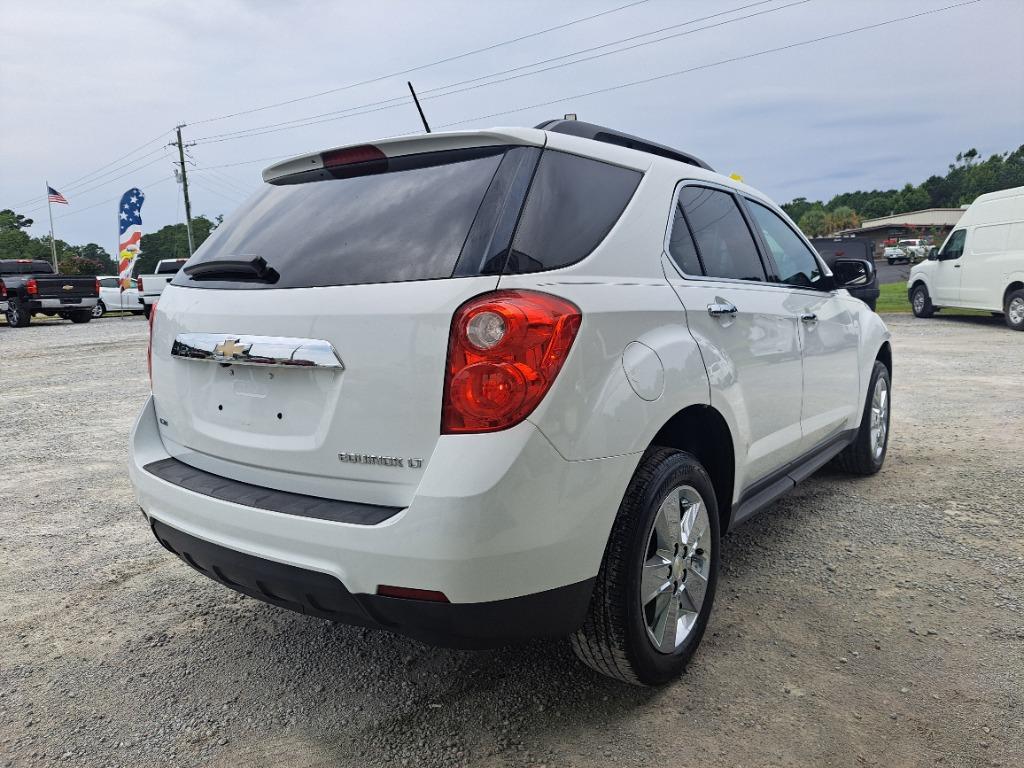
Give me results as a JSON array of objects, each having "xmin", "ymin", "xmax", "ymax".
[
  {"xmin": 648, "ymin": 404, "xmax": 735, "ymax": 534},
  {"xmin": 876, "ymin": 340, "xmax": 892, "ymax": 380},
  {"xmin": 1004, "ymin": 280, "xmax": 1024, "ymax": 307}
]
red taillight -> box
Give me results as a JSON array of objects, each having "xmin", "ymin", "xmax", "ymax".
[
  {"xmin": 94, "ymin": 277, "xmax": 100, "ymax": 296},
  {"xmin": 321, "ymin": 145, "xmax": 387, "ymax": 178},
  {"xmin": 1, "ymin": 282, "xmax": 6, "ymax": 299},
  {"xmin": 25, "ymin": 278, "xmax": 38, "ymax": 296},
  {"xmin": 376, "ymin": 585, "xmax": 449, "ymax": 602},
  {"xmin": 136, "ymin": 276, "xmax": 144, "ymax": 292},
  {"xmin": 147, "ymin": 302, "xmax": 157, "ymax": 386},
  {"xmin": 442, "ymin": 290, "xmax": 581, "ymax": 434}
]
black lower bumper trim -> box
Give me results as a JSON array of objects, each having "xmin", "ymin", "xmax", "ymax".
[
  {"xmin": 144, "ymin": 456, "xmax": 401, "ymax": 525},
  {"xmin": 150, "ymin": 519, "xmax": 595, "ymax": 649}
]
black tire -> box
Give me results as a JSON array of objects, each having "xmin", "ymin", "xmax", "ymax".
[
  {"xmin": 69, "ymin": 311, "xmax": 92, "ymax": 324},
  {"xmin": 910, "ymin": 283, "xmax": 934, "ymax": 318},
  {"xmin": 92, "ymin": 301, "xmax": 106, "ymax": 318},
  {"xmin": 5, "ymin": 300, "xmax": 31, "ymax": 327},
  {"xmin": 571, "ymin": 448, "xmax": 721, "ymax": 686},
  {"xmin": 834, "ymin": 360, "xmax": 891, "ymax": 476},
  {"xmin": 887, "ymin": 259, "xmax": 895, "ymax": 265},
  {"xmin": 1004, "ymin": 288, "xmax": 1024, "ymax": 331},
  {"xmin": 142, "ymin": 304, "xmax": 152, "ymax": 319}
]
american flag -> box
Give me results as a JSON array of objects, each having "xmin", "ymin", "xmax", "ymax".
[
  {"xmin": 47, "ymin": 186, "xmax": 68, "ymax": 205},
  {"xmin": 118, "ymin": 187, "xmax": 146, "ymax": 290}
]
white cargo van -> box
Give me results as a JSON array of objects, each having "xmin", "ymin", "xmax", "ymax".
[{"xmin": 908, "ymin": 186, "xmax": 1024, "ymax": 330}]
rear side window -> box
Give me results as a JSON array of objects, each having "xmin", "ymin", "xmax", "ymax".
[
  {"xmin": 504, "ymin": 152, "xmax": 641, "ymax": 273},
  {"xmin": 678, "ymin": 187, "xmax": 765, "ymax": 281},
  {"xmin": 175, "ymin": 148, "xmax": 505, "ymax": 289},
  {"xmin": 667, "ymin": 204, "xmax": 703, "ymax": 275}
]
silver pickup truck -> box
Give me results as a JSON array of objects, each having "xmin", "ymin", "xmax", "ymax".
[{"xmin": 137, "ymin": 258, "xmax": 187, "ymax": 317}]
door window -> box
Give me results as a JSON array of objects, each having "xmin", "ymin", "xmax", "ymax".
[
  {"xmin": 99, "ymin": 277, "xmax": 118, "ymax": 288},
  {"xmin": 940, "ymin": 229, "xmax": 966, "ymax": 260},
  {"xmin": 677, "ymin": 186, "xmax": 765, "ymax": 281},
  {"xmin": 747, "ymin": 200, "xmax": 827, "ymax": 290}
]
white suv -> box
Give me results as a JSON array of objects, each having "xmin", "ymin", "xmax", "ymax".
[{"xmin": 129, "ymin": 120, "xmax": 892, "ymax": 685}]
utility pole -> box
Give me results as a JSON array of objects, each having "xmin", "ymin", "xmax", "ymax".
[{"xmin": 172, "ymin": 125, "xmax": 195, "ymax": 255}]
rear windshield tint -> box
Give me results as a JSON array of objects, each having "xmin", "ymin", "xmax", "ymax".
[
  {"xmin": 175, "ymin": 148, "xmax": 504, "ymax": 289},
  {"xmin": 157, "ymin": 260, "xmax": 187, "ymax": 274},
  {"xmin": 173, "ymin": 146, "xmax": 641, "ymax": 289}
]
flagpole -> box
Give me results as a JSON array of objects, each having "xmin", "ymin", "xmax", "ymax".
[{"xmin": 45, "ymin": 180, "xmax": 59, "ymax": 273}]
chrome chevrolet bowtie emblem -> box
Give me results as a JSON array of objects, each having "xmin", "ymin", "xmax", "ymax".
[
  {"xmin": 62, "ymin": 284, "xmax": 74, "ymax": 291},
  {"xmin": 213, "ymin": 338, "xmax": 252, "ymax": 360}
]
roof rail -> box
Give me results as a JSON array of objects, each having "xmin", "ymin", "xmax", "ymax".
[{"xmin": 535, "ymin": 119, "xmax": 713, "ymax": 171}]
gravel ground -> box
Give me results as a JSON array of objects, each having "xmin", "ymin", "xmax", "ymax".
[{"xmin": 1, "ymin": 313, "xmax": 1021, "ymax": 768}]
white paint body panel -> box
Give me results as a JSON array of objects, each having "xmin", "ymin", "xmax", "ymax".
[
  {"xmin": 131, "ymin": 127, "xmax": 890, "ymax": 607},
  {"xmin": 909, "ymin": 186, "xmax": 1024, "ymax": 312}
]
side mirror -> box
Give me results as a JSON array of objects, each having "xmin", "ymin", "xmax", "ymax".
[
  {"xmin": 928, "ymin": 249, "xmax": 939, "ymax": 261},
  {"xmin": 833, "ymin": 258, "xmax": 874, "ymax": 288}
]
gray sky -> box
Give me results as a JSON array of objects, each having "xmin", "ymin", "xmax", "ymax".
[{"xmin": 2, "ymin": 0, "xmax": 1022, "ymax": 251}]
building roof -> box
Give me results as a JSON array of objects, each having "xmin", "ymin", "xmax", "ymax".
[{"xmin": 859, "ymin": 208, "xmax": 966, "ymax": 228}]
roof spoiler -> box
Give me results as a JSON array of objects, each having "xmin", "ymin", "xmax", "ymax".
[{"xmin": 535, "ymin": 119, "xmax": 713, "ymax": 171}]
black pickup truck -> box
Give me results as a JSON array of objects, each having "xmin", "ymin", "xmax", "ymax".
[
  {"xmin": 1, "ymin": 260, "xmax": 99, "ymax": 327},
  {"xmin": 810, "ymin": 238, "xmax": 880, "ymax": 311}
]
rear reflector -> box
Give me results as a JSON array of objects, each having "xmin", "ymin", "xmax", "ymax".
[{"xmin": 376, "ymin": 585, "xmax": 450, "ymax": 602}]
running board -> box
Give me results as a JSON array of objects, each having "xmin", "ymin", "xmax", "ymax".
[{"xmin": 730, "ymin": 429, "xmax": 857, "ymax": 529}]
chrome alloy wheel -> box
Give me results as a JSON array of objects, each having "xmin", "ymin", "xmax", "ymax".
[
  {"xmin": 92, "ymin": 302, "xmax": 105, "ymax": 318},
  {"xmin": 912, "ymin": 288, "xmax": 926, "ymax": 314},
  {"xmin": 870, "ymin": 375, "xmax": 890, "ymax": 461},
  {"xmin": 1009, "ymin": 296, "xmax": 1024, "ymax": 326},
  {"xmin": 641, "ymin": 485, "xmax": 711, "ymax": 654}
]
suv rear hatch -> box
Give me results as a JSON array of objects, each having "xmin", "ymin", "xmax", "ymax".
[{"xmin": 150, "ymin": 129, "xmax": 642, "ymax": 508}]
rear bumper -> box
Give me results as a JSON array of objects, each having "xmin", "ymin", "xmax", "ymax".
[
  {"xmin": 129, "ymin": 395, "xmax": 638, "ymax": 646},
  {"xmin": 33, "ymin": 297, "xmax": 98, "ymax": 310},
  {"xmin": 150, "ymin": 517, "xmax": 593, "ymax": 648}
]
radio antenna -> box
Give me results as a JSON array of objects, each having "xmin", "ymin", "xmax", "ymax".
[{"xmin": 407, "ymin": 81, "xmax": 432, "ymax": 133}]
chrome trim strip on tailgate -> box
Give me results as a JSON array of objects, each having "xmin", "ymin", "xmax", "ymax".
[{"xmin": 171, "ymin": 333, "xmax": 344, "ymax": 369}]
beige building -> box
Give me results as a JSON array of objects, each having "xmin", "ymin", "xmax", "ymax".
[{"xmin": 839, "ymin": 208, "xmax": 967, "ymax": 257}]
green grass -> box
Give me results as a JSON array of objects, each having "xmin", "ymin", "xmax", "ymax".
[{"xmin": 875, "ymin": 282, "xmax": 991, "ymax": 316}]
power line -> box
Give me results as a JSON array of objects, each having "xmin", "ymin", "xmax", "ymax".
[
  {"xmin": 11, "ymin": 130, "xmax": 171, "ymax": 209},
  {"xmin": 39, "ymin": 152, "xmax": 172, "ymax": 211},
  {"xmin": 190, "ymin": 0, "xmax": 796, "ymax": 146},
  {"xmin": 185, "ymin": 0, "xmax": 653, "ymax": 127},
  {"xmin": 438, "ymin": 0, "xmax": 982, "ymax": 129},
  {"xmin": 53, "ymin": 175, "xmax": 174, "ymax": 221}
]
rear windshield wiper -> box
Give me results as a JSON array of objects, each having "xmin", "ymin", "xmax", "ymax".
[{"xmin": 184, "ymin": 255, "xmax": 280, "ymax": 283}]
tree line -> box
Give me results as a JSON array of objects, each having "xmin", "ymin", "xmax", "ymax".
[
  {"xmin": 782, "ymin": 145, "xmax": 1024, "ymax": 237},
  {"xmin": 0, "ymin": 210, "xmax": 220, "ymax": 275}
]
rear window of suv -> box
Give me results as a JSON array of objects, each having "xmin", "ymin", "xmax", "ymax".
[{"xmin": 173, "ymin": 147, "xmax": 641, "ymax": 289}]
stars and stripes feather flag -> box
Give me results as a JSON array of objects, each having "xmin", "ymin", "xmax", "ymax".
[
  {"xmin": 47, "ymin": 186, "xmax": 69, "ymax": 205},
  {"xmin": 118, "ymin": 188, "xmax": 145, "ymax": 290}
]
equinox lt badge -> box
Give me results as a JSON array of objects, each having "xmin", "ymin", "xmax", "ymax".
[{"xmin": 339, "ymin": 453, "xmax": 423, "ymax": 469}]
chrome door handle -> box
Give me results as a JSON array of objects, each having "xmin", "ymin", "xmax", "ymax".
[
  {"xmin": 707, "ymin": 301, "xmax": 737, "ymax": 317},
  {"xmin": 800, "ymin": 313, "xmax": 818, "ymax": 323}
]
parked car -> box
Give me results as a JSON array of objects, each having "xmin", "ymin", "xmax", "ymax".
[
  {"xmin": 95, "ymin": 275, "xmax": 143, "ymax": 317},
  {"xmin": 897, "ymin": 238, "xmax": 929, "ymax": 263},
  {"xmin": 1, "ymin": 259, "xmax": 98, "ymax": 327},
  {"xmin": 909, "ymin": 185, "xmax": 1024, "ymax": 330},
  {"xmin": 885, "ymin": 245, "xmax": 911, "ymax": 265},
  {"xmin": 137, "ymin": 258, "xmax": 188, "ymax": 318},
  {"xmin": 130, "ymin": 120, "xmax": 892, "ymax": 685},
  {"xmin": 810, "ymin": 237, "xmax": 879, "ymax": 310}
]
